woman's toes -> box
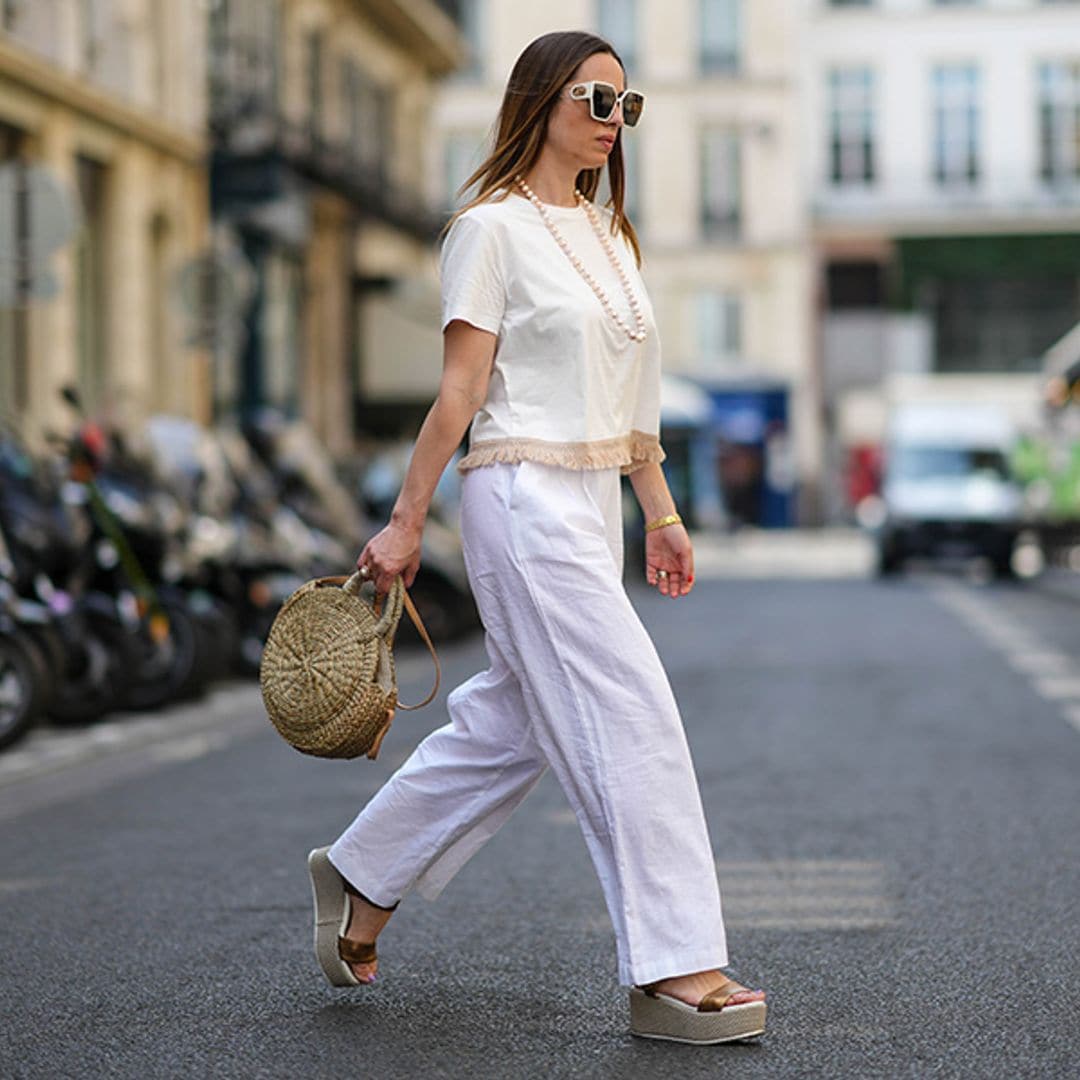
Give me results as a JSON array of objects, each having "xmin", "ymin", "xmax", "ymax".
[{"xmin": 352, "ymin": 961, "xmax": 377, "ymax": 983}]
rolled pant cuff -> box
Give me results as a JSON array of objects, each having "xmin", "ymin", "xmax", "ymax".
[{"xmin": 620, "ymin": 947, "xmax": 730, "ymax": 988}]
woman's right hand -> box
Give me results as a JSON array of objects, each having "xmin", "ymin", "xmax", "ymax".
[{"xmin": 356, "ymin": 520, "xmax": 423, "ymax": 594}]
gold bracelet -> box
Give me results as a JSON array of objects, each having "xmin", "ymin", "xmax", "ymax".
[{"xmin": 644, "ymin": 513, "xmax": 683, "ymax": 533}]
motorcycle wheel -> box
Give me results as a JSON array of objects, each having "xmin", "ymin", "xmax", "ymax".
[
  {"xmin": 119, "ymin": 597, "xmax": 201, "ymax": 712},
  {"xmin": 235, "ymin": 606, "xmax": 277, "ymax": 678},
  {"xmin": 14, "ymin": 630, "xmax": 54, "ymax": 717},
  {"xmin": 187, "ymin": 593, "xmax": 238, "ymax": 691},
  {"xmin": 0, "ymin": 635, "xmax": 39, "ymax": 751},
  {"xmin": 48, "ymin": 615, "xmax": 129, "ymax": 725}
]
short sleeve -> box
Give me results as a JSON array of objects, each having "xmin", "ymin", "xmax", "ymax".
[{"xmin": 439, "ymin": 213, "xmax": 506, "ymax": 335}]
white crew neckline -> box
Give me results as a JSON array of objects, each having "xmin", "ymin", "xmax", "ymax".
[{"xmin": 505, "ymin": 190, "xmax": 588, "ymax": 217}]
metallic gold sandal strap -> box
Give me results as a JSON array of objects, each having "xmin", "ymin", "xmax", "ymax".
[
  {"xmin": 698, "ymin": 981, "xmax": 751, "ymax": 1012},
  {"xmin": 338, "ymin": 938, "xmax": 378, "ymax": 964}
]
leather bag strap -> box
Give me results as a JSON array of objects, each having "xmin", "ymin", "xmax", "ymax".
[{"xmin": 395, "ymin": 586, "xmax": 441, "ymax": 711}]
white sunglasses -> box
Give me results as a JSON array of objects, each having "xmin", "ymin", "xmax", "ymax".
[{"xmin": 567, "ymin": 80, "xmax": 645, "ymax": 127}]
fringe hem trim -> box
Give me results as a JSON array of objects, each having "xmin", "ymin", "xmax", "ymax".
[{"xmin": 457, "ymin": 431, "xmax": 665, "ymax": 476}]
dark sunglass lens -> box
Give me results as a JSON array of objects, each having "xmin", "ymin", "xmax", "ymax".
[
  {"xmin": 591, "ymin": 84, "xmax": 616, "ymax": 119},
  {"xmin": 623, "ymin": 93, "xmax": 644, "ymax": 126}
]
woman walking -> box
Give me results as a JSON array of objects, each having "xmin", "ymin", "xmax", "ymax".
[{"xmin": 307, "ymin": 30, "xmax": 767, "ymax": 1045}]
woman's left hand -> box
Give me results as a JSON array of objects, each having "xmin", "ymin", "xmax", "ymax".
[{"xmin": 645, "ymin": 523, "xmax": 694, "ymax": 598}]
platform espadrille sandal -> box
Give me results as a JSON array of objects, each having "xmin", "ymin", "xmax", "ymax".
[
  {"xmin": 308, "ymin": 846, "xmax": 378, "ymax": 987},
  {"xmin": 629, "ymin": 977, "xmax": 767, "ymax": 1044}
]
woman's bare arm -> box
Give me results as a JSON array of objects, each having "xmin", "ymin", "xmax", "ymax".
[
  {"xmin": 629, "ymin": 462, "xmax": 694, "ymax": 598},
  {"xmin": 357, "ymin": 319, "xmax": 497, "ymax": 591}
]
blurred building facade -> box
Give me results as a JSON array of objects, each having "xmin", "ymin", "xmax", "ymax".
[
  {"xmin": 0, "ymin": 1, "xmax": 210, "ymax": 438},
  {"xmin": 806, "ymin": 0, "xmax": 1080, "ymax": 518},
  {"xmin": 5, "ymin": 1, "xmax": 1076, "ymax": 528},
  {"xmin": 429, "ymin": 0, "xmax": 818, "ymax": 526},
  {"xmin": 207, "ymin": 0, "xmax": 464, "ymax": 456}
]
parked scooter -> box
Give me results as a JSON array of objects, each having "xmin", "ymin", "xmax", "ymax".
[
  {"xmin": 247, "ymin": 416, "xmax": 479, "ymax": 643},
  {"xmin": 0, "ymin": 419, "xmax": 130, "ymax": 726},
  {"xmin": 354, "ymin": 438, "xmax": 479, "ymax": 642},
  {"xmin": 141, "ymin": 415, "xmax": 307, "ymax": 677},
  {"xmin": 52, "ymin": 387, "xmax": 212, "ymax": 711},
  {"xmin": 0, "ymin": 522, "xmax": 41, "ymax": 751}
]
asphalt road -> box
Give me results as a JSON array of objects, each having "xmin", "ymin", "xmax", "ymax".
[{"xmin": 1, "ymin": 561, "xmax": 1079, "ymax": 1078}]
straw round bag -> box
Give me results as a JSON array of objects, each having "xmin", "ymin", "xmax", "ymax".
[{"xmin": 259, "ymin": 571, "xmax": 440, "ymax": 760}]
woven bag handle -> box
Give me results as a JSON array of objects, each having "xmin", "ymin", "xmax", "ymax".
[
  {"xmin": 342, "ymin": 572, "xmax": 403, "ymax": 639},
  {"xmin": 320, "ymin": 572, "xmax": 441, "ymax": 711}
]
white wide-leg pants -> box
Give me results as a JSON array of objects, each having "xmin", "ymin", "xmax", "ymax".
[{"xmin": 329, "ymin": 461, "xmax": 729, "ymax": 986}]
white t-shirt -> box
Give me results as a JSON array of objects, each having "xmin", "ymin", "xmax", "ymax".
[{"xmin": 439, "ymin": 189, "xmax": 665, "ymax": 476}]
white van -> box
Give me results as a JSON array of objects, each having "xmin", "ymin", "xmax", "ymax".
[{"xmin": 873, "ymin": 403, "xmax": 1023, "ymax": 577}]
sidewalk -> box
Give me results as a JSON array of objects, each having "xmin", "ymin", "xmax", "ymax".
[
  {"xmin": 690, "ymin": 527, "xmax": 875, "ymax": 580},
  {"xmin": 1031, "ymin": 564, "xmax": 1080, "ymax": 605},
  {"xmin": 0, "ymin": 649, "xmax": 439, "ymax": 810}
]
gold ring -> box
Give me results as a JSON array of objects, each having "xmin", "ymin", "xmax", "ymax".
[
  {"xmin": 657, "ymin": 569, "xmax": 668, "ymax": 579},
  {"xmin": 359, "ymin": 564, "xmax": 371, "ymax": 579}
]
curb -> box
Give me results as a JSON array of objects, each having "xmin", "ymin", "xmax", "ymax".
[{"xmin": 0, "ymin": 682, "xmax": 266, "ymax": 793}]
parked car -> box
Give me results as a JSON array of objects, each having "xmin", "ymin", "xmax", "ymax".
[{"xmin": 870, "ymin": 403, "xmax": 1024, "ymax": 577}]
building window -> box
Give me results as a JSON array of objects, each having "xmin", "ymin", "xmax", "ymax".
[
  {"xmin": 828, "ymin": 67, "xmax": 876, "ymax": 185},
  {"xmin": 443, "ymin": 131, "xmax": 485, "ymax": 208},
  {"xmin": 933, "ymin": 64, "xmax": 980, "ymax": 186},
  {"xmin": 75, "ymin": 156, "xmax": 108, "ymax": 413},
  {"xmin": 1038, "ymin": 61, "xmax": 1080, "ymax": 185},
  {"xmin": 700, "ymin": 128, "xmax": 740, "ymax": 239},
  {"xmin": 0, "ymin": 124, "xmax": 29, "ymax": 413},
  {"xmin": 209, "ymin": 0, "xmax": 283, "ymax": 128},
  {"xmin": 695, "ymin": 290, "xmax": 742, "ymax": 364},
  {"xmin": 79, "ymin": 0, "xmax": 107, "ymax": 76},
  {"xmin": 826, "ymin": 261, "xmax": 886, "ymax": 309},
  {"xmin": 597, "ymin": 0, "xmax": 637, "ymax": 71},
  {"xmin": 262, "ymin": 249, "xmax": 304, "ymax": 414},
  {"xmin": 453, "ymin": 0, "xmax": 483, "ymax": 81},
  {"xmin": 306, "ymin": 30, "xmax": 323, "ymax": 140},
  {"xmin": 342, "ymin": 57, "xmax": 356, "ymax": 148},
  {"xmin": 374, "ymin": 86, "xmax": 395, "ymax": 180},
  {"xmin": 148, "ymin": 213, "xmax": 172, "ymax": 411},
  {"xmin": 699, "ymin": 0, "xmax": 740, "ymax": 75},
  {"xmin": 346, "ymin": 68, "xmax": 392, "ymax": 180}
]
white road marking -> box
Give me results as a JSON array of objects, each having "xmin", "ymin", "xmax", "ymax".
[
  {"xmin": 690, "ymin": 529, "xmax": 874, "ymax": 580},
  {"xmin": 576, "ymin": 857, "xmax": 899, "ymax": 933},
  {"xmin": 928, "ymin": 581, "xmax": 1080, "ymax": 736},
  {"xmin": 1005, "ymin": 652, "xmax": 1075, "ymax": 675},
  {"xmin": 0, "ymin": 877, "xmax": 50, "ymax": 895},
  {"xmin": 1064, "ymin": 705, "xmax": 1080, "ymax": 734},
  {"xmin": 1032, "ymin": 677, "xmax": 1080, "ymax": 701},
  {"xmin": 148, "ymin": 732, "xmax": 229, "ymax": 765},
  {"xmin": 715, "ymin": 858, "xmax": 897, "ymax": 930}
]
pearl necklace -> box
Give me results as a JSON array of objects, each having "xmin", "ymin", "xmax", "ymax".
[{"xmin": 514, "ymin": 175, "xmax": 647, "ymax": 344}]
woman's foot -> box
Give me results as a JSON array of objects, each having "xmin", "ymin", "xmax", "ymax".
[
  {"xmin": 641, "ymin": 968, "xmax": 766, "ymax": 1009},
  {"xmin": 340, "ymin": 887, "xmax": 394, "ymax": 983}
]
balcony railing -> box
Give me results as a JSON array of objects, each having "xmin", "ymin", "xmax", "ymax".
[{"xmin": 210, "ymin": 94, "xmax": 446, "ymax": 242}]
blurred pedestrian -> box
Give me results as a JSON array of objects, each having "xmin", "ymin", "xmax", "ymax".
[{"xmin": 306, "ymin": 30, "xmax": 767, "ymax": 1045}]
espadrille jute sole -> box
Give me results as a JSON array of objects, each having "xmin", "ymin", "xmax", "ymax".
[
  {"xmin": 308, "ymin": 847, "xmax": 361, "ymax": 987},
  {"xmin": 628, "ymin": 987, "xmax": 766, "ymax": 1044}
]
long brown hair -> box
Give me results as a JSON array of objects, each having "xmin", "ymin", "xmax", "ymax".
[{"xmin": 440, "ymin": 30, "xmax": 642, "ymax": 268}]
